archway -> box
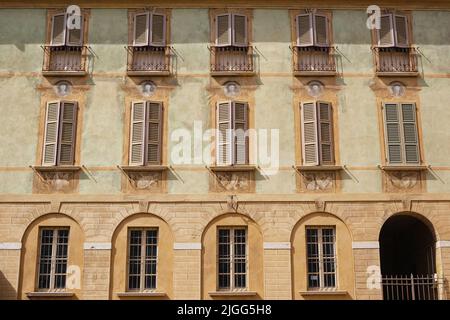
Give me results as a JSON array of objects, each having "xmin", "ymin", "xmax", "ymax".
[{"xmin": 379, "ymin": 213, "xmax": 437, "ymax": 300}]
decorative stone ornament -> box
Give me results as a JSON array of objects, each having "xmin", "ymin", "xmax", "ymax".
[
  {"xmin": 307, "ymin": 81, "xmax": 324, "ymax": 98},
  {"xmin": 389, "ymin": 82, "xmax": 405, "ymax": 97},
  {"xmin": 141, "ymin": 81, "xmax": 157, "ymax": 97},
  {"xmin": 223, "ymin": 81, "xmax": 240, "ymax": 97},
  {"xmin": 55, "ymin": 80, "xmax": 72, "ymax": 97}
]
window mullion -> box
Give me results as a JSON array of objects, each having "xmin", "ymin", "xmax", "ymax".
[
  {"xmin": 50, "ymin": 229, "xmax": 58, "ymax": 290},
  {"xmin": 318, "ymin": 228, "xmax": 324, "ymax": 289},
  {"xmin": 140, "ymin": 230, "xmax": 146, "ymax": 291},
  {"xmin": 230, "ymin": 228, "xmax": 234, "ymax": 291}
]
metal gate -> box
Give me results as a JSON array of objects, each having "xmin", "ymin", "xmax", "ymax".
[{"xmin": 382, "ymin": 274, "xmax": 441, "ymax": 300}]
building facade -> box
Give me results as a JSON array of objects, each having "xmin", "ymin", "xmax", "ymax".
[{"xmin": 0, "ymin": 0, "xmax": 450, "ymax": 300}]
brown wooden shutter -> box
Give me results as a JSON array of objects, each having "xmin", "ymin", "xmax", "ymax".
[
  {"xmin": 58, "ymin": 102, "xmax": 78, "ymax": 165},
  {"xmin": 301, "ymin": 102, "xmax": 319, "ymax": 165},
  {"xmin": 42, "ymin": 102, "xmax": 61, "ymax": 165},
  {"xmin": 314, "ymin": 14, "xmax": 329, "ymax": 47},
  {"xmin": 401, "ymin": 103, "xmax": 419, "ymax": 164},
  {"xmin": 129, "ymin": 102, "xmax": 146, "ymax": 165},
  {"xmin": 216, "ymin": 102, "xmax": 232, "ymax": 165},
  {"xmin": 384, "ymin": 103, "xmax": 403, "ymax": 164},
  {"xmin": 394, "ymin": 15, "xmax": 409, "ymax": 47},
  {"xmin": 51, "ymin": 13, "xmax": 66, "ymax": 46},
  {"xmin": 317, "ymin": 102, "xmax": 334, "ymax": 165},
  {"xmin": 296, "ymin": 14, "xmax": 313, "ymax": 47},
  {"xmin": 216, "ymin": 14, "xmax": 231, "ymax": 46},
  {"xmin": 66, "ymin": 14, "xmax": 83, "ymax": 46},
  {"xmin": 232, "ymin": 14, "xmax": 247, "ymax": 46},
  {"xmin": 378, "ymin": 14, "xmax": 395, "ymax": 47},
  {"xmin": 146, "ymin": 102, "xmax": 162, "ymax": 164},
  {"xmin": 233, "ymin": 102, "xmax": 248, "ymax": 165},
  {"xmin": 134, "ymin": 13, "xmax": 149, "ymax": 46},
  {"xmin": 150, "ymin": 14, "xmax": 166, "ymax": 46}
]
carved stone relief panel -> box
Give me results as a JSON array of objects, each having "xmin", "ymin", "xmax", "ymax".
[
  {"xmin": 33, "ymin": 171, "xmax": 79, "ymax": 194},
  {"xmin": 123, "ymin": 171, "xmax": 164, "ymax": 193},
  {"xmin": 383, "ymin": 170, "xmax": 424, "ymax": 193},
  {"xmin": 297, "ymin": 171, "xmax": 337, "ymax": 193},
  {"xmin": 210, "ymin": 171, "xmax": 254, "ymax": 193}
]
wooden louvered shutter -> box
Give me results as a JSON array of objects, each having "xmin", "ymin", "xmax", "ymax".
[
  {"xmin": 296, "ymin": 14, "xmax": 313, "ymax": 47},
  {"xmin": 150, "ymin": 14, "xmax": 166, "ymax": 46},
  {"xmin": 314, "ymin": 14, "xmax": 329, "ymax": 47},
  {"xmin": 129, "ymin": 102, "xmax": 146, "ymax": 165},
  {"xmin": 301, "ymin": 103, "xmax": 319, "ymax": 165},
  {"xmin": 378, "ymin": 14, "xmax": 395, "ymax": 47},
  {"xmin": 233, "ymin": 102, "xmax": 248, "ymax": 165},
  {"xmin": 134, "ymin": 13, "xmax": 149, "ymax": 46},
  {"xmin": 42, "ymin": 102, "xmax": 61, "ymax": 165},
  {"xmin": 216, "ymin": 102, "xmax": 232, "ymax": 165},
  {"xmin": 384, "ymin": 103, "xmax": 403, "ymax": 164},
  {"xmin": 67, "ymin": 14, "xmax": 83, "ymax": 46},
  {"xmin": 146, "ymin": 102, "xmax": 162, "ymax": 164},
  {"xmin": 401, "ymin": 103, "xmax": 419, "ymax": 164},
  {"xmin": 394, "ymin": 15, "xmax": 409, "ymax": 47},
  {"xmin": 216, "ymin": 14, "xmax": 231, "ymax": 46},
  {"xmin": 58, "ymin": 102, "xmax": 77, "ymax": 165},
  {"xmin": 318, "ymin": 102, "xmax": 334, "ymax": 165},
  {"xmin": 233, "ymin": 14, "xmax": 247, "ymax": 46},
  {"xmin": 51, "ymin": 13, "xmax": 66, "ymax": 46}
]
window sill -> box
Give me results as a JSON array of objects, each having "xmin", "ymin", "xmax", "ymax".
[
  {"xmin": 209, "ymin": 291, "xmax": 257, "ymax": 297},
  {"xmin": 118, "ymin": 165, "xmax": 168, "ymax": 172},
  {"xmin": 127, "ymin": 70, "xmax": 171, "ymax": 77},
  {"xmin": 376, "ymin": 71, "xmax": 419, "ymax": 77},
  {"xmin": 294, "ymin": 71, "xmax": 337, "ymax": 77},
  {"xmin": 31, "ymin": 165, "xmax": 81, "ymax": 172},
  {"xmin": 299, "ymin": 290, "xmax": 348, "ymax": 296},
  {"xmin": 117, "ymin": 292, "xmax": 167, "ymax": 298},
  {"xmin": 379, "ymin": 165, "xmax": 429, "ymax": 171},
  {"xmin": 209, "ymin": 165, "xmax": 257, "ymax": 172},
  {"xmin": 42, "ymin": 70, "xmax": 87, "ymax": 77},
  {"xmin": 295, "ymin": 165, "xmax": 343, "ymax": 171},
  {"xmin": 210, "ymin": 71, "xmax": 255, "ymax": 77},
  {"xmin": 26, "ymin": 291, "xmax": 75, "ymax": 298}
]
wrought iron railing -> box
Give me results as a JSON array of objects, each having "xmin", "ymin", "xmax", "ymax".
[
  {"xmin": 293, "ymin": 46, "xmax": 337, "ymax": 73},
  {"xmin": 373, "ymin": 47, "xmax": 419, "ymax": 74},
  {"xmin": 42, "ymin": 45, "xmax": 87, "ymax": 73},
  {"xmin": 210, "ymin": 46, "xmax": 254, "ymax": 74},
  {"xmin": 382, "ymin": 274, "xmax": 441, "ymax": 300},
  {"xmin": 126, "ymin": 46, "xmax": 171, "ymax": 74}
]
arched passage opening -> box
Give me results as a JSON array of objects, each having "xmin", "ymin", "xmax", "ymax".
[{"xmin": 379, "ymin": 213, "xmax": 437, "ymax": 300}]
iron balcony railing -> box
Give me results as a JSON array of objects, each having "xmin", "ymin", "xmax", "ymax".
[
  {"xmin": 293, "ymin": 46, "xmax": 337, "ymax": 74},
  {"xmin": 126, "ymin": 46, "xmax": 171, "ymax": 75},
  {"xmin": 382, "ymin": 274, "xmax": 442, "ymax": 300},
  {"xmin": 210, "ymin": 46, "xmax": 255, "ymax": 74},
  {"xmin": 373, "ymin": 47, "xmax": 419, "ymax": 74},
  {"xmin": 42, "ymin": 45, "xmax": 87, "ymax": 74}
]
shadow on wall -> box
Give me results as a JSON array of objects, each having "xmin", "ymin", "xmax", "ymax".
[{"xmin": 0, "ymin": 271, "xmax": 17, "ymax": 300}]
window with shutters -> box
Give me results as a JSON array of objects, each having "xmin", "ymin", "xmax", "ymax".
[
  {"xmin": 216, "ymin": 101, "xmax": 249, "ymax": 166},
  {"xmin": 292, "ymin": 11, "xmax": 336, "ymax": 74},
  {"xmin": 210, "ymin": 11, "xmax": 254, "ymax": 74},
  {"xmin": 383, "ymin": 103, "xmax": 420, "ymax": 165},
  {"xmin": 127, "ymin": 11, "xmax": 171, "ymax": 75},
  {"xmin": 43, "ymin": 10, "xmax": 88, "ymax": 74},
  {"xmin": 129, "ymin": 101, "xmax": 163, "ymax": 166},
  {"xmin": 300, "ymin": 102, "xmax": 335, "ymax": 166},
  {"xmin": 37, "ymin": 228, "xmax": 70, "ymax": 291},
  {"xmin": 41, "ymin": 101, "xmax": 78, "ymax": 166},
  {"xmin": 372, "ymin": 12, "xmax": 418, "ymax": 75}
]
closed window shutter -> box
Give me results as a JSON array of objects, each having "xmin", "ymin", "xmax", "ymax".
[
  {"xmin": 314, "ymin": 14, "xmax": 329, "ymax": 47},
  {"xmin": 146, "ymin": 102, "xmax": 162, "ymax": 164},
  {"xmin": 216, "ymin": 14, "xmax": 231, "ymax": 46},
  {"xmin": 232, "ymin": 14, "xmax": 247, "ymax": 46},
  {"xmin": 216, "ymin": 102, "xmax": 232, "ymax": 165},
  {"xmin": 130, "ymin": 102, "xmax": 146, "ymax": 165},
  {"xmin": 401, "ymin": 103, "xmax": 419, "ymax": 164},
  {"xmin": 378, "ymin": 14, "xmax": 395, "ymax": 47},
  {"xmin": 394, "ymin": 15, "xmax": 409, "ymax": 48},
  {"xmin": 58, "ymin": 102, "xmax": 78, "ymax": 165},
  {"xmin": 318, "ymin": 102, "xmax": 334, "ymax": 165},
  {"xmin": 301, "ymin": 102, "xmax": 319, "ymax": 165},
  {"xmin": 51, "ymin": 13, "xmax": 67, "ymax": 46},
  {"xmin": 384, "ymin": 103, "xmax": 403, "ymax": 164},
  {"xmin": 150, "ymin": 14, "xmax": 166, "ymax": 46},
  {"xmin": 134, "ymin": 13, "xmax": 149, "ymax": 46},
  {"xmin": 42, "ymin": 102, "xmax": 61, "ymax": 166},
  {"xmin": 296, "ymin": 14, "xmax": 313, "ymax": 47},
  {"xmin": 66, "ymin": 14, "xmax": 83, "ymax": 46},
  {"xmin": 233, "ymin": 102, "xmax": 248, "ymax": 165}
]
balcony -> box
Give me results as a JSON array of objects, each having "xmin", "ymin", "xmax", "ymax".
[
  {"xmin": 126, "ymin": 46, "xmax": 171, "ymax": 76},
  {"xmin": 293, "ymin": 46, "xmax": 337, "ymax": 76},
  {"xmin": 373, "ymin": 47, "xmax": 419, "ymax": 76},
  {"xmin": 42, "ymin": 45, "xmax": 87, "ymax": 76},
  {"xmin": 210, "ymin": 46, "xmax": 255, "ymax": 76}
]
